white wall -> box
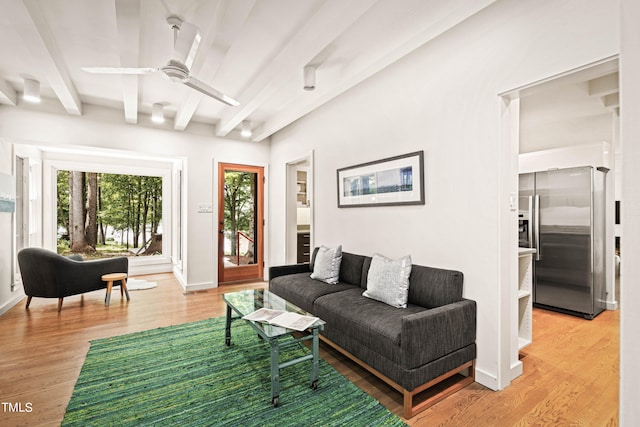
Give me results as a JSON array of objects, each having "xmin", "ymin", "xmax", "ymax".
[
  {"xmin": 269, "ymin": 0, "xmax": 619, "ymax": 391},
  {"xmin": 0, "ymin": 102, "xmax": 270, "ymax": 294},
  {"xmin": 620, "ymin": 0, "xmax": 640, "ymax": 423}
]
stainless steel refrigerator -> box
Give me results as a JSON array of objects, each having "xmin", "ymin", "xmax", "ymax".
[{"xmin": 519, "ymin": 166, "xmax": 607, "ymax": 320}]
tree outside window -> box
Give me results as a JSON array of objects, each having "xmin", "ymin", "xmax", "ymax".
[
  {"xmin": 223, "ymin": 171, "xmax": 256, "ymax": 266},
  {"xmin": 57, "ymin": 170, "xmax": 162, "ymax": 258}
]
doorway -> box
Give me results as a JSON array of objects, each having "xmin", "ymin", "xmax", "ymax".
[
  {"xmin": 285, "ymin": 154, "xmax": 313, "ymax": 265},
  {"xmin": 217, "ymin": 163, "xmax": 264, "ymax": 284},
  {"xmin": 516, "ymin": 58, "xmax": 619, "ymax": 309},
  {"xmin": 500, "ymin": 56, "xmax": 619, "ymax": 387}
]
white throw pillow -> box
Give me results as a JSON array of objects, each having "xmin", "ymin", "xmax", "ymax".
[
  {"xmin": 363, "ymin": 253, "xmax": 412, "ymax": 308},
  {"xmin": 310, "ymin": 245, "xmax": 343, "ymax": 284}
]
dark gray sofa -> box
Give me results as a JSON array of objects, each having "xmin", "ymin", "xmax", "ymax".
[{"xmin": 269, "ymin": 249, "xmax": 476, "ymax": 418}]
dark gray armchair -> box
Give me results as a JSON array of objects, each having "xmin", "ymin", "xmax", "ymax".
[{"xmin": 17, "ymin": 247, "xmax": 128, "ymax": 311}]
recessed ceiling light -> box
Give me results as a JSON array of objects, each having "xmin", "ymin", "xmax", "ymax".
[
  {"xmin": 151, "ymin": 103, "xmax": 165, "ymax": 123},
  {"xmin": 241, "ymin": 120, "xmax": 252, "ymax": 138},
  {"xmin": 23, "ymin": 78, "xmax": 41, "ymax": 103}
]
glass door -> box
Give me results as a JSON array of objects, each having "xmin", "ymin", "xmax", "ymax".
[{"xmin": 218, "ymin": 163, "xmax": 264, "ymax": 283}]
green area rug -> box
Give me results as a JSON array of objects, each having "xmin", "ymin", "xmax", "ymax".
[{"xmin": 63, "ymin": 317, "xmax": 405, "ymax": 426}]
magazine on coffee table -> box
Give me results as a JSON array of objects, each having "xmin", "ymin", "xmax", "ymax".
[{"xmin": 243, "ymin": 308, "xmax": 319, "ymax": 331}]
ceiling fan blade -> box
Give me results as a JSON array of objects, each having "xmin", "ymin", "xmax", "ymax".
[
  {"xmin": 82, "ymin": 67, "xmax": 158, "ymax": 75},
  {"xmin": 173, "ymin": 21, "xmax": 201, "ymax": 70},
  {"xmin": 183, "ymin": 77, "xmax": 239, "ymax": 106}
]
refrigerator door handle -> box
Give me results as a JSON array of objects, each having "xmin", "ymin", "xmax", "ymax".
[
  {"xmin": 534, "ymin": 194, "xmax": 541, "ymax": 261},
  {"xmin": 528, "ymin": 196, "xmax": 533, "ymax": 250}
]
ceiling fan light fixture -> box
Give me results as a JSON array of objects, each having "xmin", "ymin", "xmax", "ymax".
[
  {"xmin": 241, "ymin": 120, "xmax": 252, "ymax": 138},
  {"xmin": 23, "ymin": 78, "xmax": 41, "ymax": 103},
  {"xmin": 151, "ymin": 103, "xmax": 165, "ymax": 123},
  {"xmin": 303, "ymin": 65, "xmax": 316, "ymax": 91}
]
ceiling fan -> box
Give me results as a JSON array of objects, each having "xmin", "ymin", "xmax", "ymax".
[{"xmin": 82, "ymin": 15, "xmax": 239, "ymax": 106}]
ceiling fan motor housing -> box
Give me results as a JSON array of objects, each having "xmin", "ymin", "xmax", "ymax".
[
  {"xmin": 166, "ymin": 15, "xmax": 183, "ymax": 30},
  {"xmin": 161, "ymin": 60, "xmax": 190, "ymax": 82}
]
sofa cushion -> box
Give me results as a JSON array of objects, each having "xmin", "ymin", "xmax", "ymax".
[
  {"xmin": 269, "ymin": 272, "xmax": 355, "ymax": 313},
  {"xmin": 407, "ymin": 265, "xmax": 464, "ymax": 308},
  {"xmin": 309, "ymin": 247, "xmax": 320, "ymax": 270},
  {"xmin": 339, "ymin": 252, "xmax": 367, "ymax": 286},
  {"xmin": 363, "ymin": 253, "xmax": 412, "ymax": 308},
  {"xmin": 310, "ymin": 245, "xmax": 342, "ymax": 284},
  {"xmin": 360, "ymin": 256, "xmax": 372, "ymax": 289},
  {"xmin": 313, "ymin": 287, "xmax": 426, "ymax": 363}
]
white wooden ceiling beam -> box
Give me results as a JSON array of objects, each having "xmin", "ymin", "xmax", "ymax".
[
  {"xmin": 215, "ymin": 0, "xmax": 379, "ymax": 138},
  {"xmin": 172, "ymin": 0, "xmax": 221, "ymax": 131},
  {"xmin": 252, "ymin": 0, "xmax": 496, "ymax": 142},
  {"xmin": 115, "ymin": 0, "xmax": 141, "ymax": 124},
  {"xmin": 21, "ymin": 0, "xmax": 82, "ymax": 115},
  {"xmin": 603, "ymin": 92, "xmax": 620, "ymax": 109},
  {"xmin": 173, "ymin": 0, "xmax": 256, "ymax": 131},
  {"xmin": 588, "ymin": 73, "xmax": 619, "ymax": 97},
  {"xmin": 0, "ymin": 78, "xmax": 17, "ymax": 106},
  {"xmin": 172, "ymin": 45, "xmax": 224, "ymax": 130}
]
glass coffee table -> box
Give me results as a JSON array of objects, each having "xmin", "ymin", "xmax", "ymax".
[{"xmin": 223, "ymin": 289, "xmax": 325, "ymax": 407}]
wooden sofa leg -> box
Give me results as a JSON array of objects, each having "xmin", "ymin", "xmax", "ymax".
[
  {"xmin": 25, "ymin": 296, "xmax": 32, "ymax": 309},
  {"xmin": 402, "ymin": 360, "xmax": 476, "ymax": 418},
  {"xmin": 57, "ymin": 298, "xmax": 64, "ymax": 312},
  {"xmin": 403, "ymin": 390, "xmax": 414, "ymax": 419}
]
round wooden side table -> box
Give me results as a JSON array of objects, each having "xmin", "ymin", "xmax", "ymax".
[{"xmin": 101, "ymin": 273, "xmax": 130, "ymax": 306}]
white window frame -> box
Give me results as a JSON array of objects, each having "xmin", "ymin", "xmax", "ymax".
[{"xmin": 42, "ymin": 157, "xmax": 175, "ymax": 274}]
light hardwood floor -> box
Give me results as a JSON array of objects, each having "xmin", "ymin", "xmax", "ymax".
[{"xmin": 0, "ymin": 273, "xmax": 618, "ymax": 426}]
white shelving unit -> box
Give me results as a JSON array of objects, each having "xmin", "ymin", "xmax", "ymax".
[
  {"xmin": 510, "ymin": 247, "xmax": 536, "ymax": 382},
  {"xmin": 517, "ymin": 248, "xmax": 535, "ymax": 350},
  {"xmin": 296, "ymin": 169, "xmax": 308, "ymax": 206}
]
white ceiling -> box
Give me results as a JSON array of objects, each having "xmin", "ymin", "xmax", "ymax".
[
  {"xmin": 519, "ymin": 60, "xmax": 619, "ymax": 154},
  {"xmin": 0, "ymin": 0, "xmax": 495, "ymax": 142}
]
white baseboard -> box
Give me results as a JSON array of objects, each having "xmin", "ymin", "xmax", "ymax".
[
  {"xmin": 510, "ymin": 360, "xmax": 524, "ymax": 381},
  {"xmin": 0, "ymin": 290, "xmax": 26, "ymax": 316},
  {"xmin": 172, "ymin": 269, "xmax": 187, "ymax": 290},
  {"xmin": 147, "ymin": 266, "xmax": 217, "ymax": 292},
  {"xmin": 183, "ymin": 282, "xmax": 217, "ymax": 292},
  {"xmin": 474, "ymin": 367, "xmax": 499, "ymax": 391}
]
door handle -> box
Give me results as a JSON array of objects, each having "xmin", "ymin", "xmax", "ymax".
[
  {"xmin": 527, "ymin": 195, "xmax": 533, "ymax": 250},
  {"xmin": 534, "ymin": 194, "xmax": 541, "ymax": 261}
]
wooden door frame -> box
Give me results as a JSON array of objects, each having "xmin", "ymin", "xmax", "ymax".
[{"xmin": 217, "ymin": 162, "xmax": 264, "ymax": 284}]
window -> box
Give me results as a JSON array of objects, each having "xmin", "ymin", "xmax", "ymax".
[{"xmin": 57, "ymin": 170, "xmax": 163, "ymax": 258}]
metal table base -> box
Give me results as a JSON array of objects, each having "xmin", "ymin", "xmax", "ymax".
[{"xmin": 225, "ymin": 304, "xmax": 321, "ymax": 407}]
